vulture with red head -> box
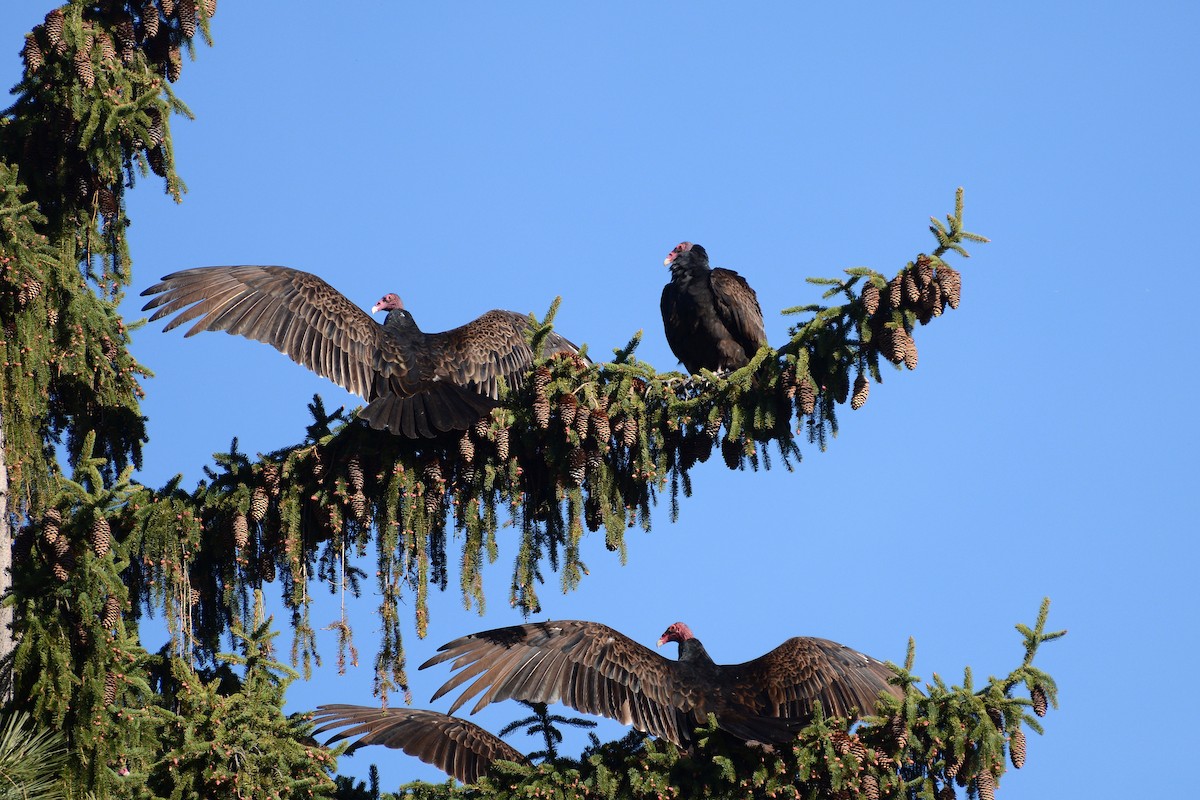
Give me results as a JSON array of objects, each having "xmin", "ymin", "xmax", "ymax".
[
  {"xmin": 420, "ymin": 620, "xmax": 901, "ymax": 747},
  {"xmin": 141, "ymin": 265, "xmax": 583, "ymax": 438},
  {"xmin": 660, "ymin": 242, "xmax": 768, "ymax": 375},
  {"xmin": 311, "ymin": 705, "xmax": 527, "ymax": 784}
]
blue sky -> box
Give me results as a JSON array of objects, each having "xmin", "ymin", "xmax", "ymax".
[{"xmin": 3, "ymin": 3, "xmax": 1197, "ymax": 796}]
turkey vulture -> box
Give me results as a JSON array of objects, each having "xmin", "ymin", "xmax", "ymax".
[
  {"xmin": 311, "ymin": 705, "xmax": 527, "ymax": 784},
  {"xmin": 140, "ymin": 266, "xmax": 583, "ymax": 438},
  {"xmin": 660, "ymin": 242, "xmax": 768, "ymax": 375},
  {"xmin": 420, "ymin": 620, "xmax": 901, "ymax": 747}
]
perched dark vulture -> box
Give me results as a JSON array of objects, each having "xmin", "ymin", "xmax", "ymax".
[
  {"xmin": 660, "ymin": 242, "xmax": 768, "ymax": 375},
  {"xmin": 141, "ymin": 266, "xmax": 583, "ymax": 438},
  {"xmin": 311, "ymin": 705, "xmax": 527, "ymax": 784},
  {"xmin": 420, "ymin": 620, "xmax": 901, "ymax": 747}
]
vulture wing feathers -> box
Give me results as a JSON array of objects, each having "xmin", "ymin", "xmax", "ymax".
[
  {"xmin": 660, "ymin": 243, "xmax": 767, "ymax": 375},
  {"xmin": 311, "ymin": 705, "xmax": 527, "ymax": 784},
  {"xmin": 421, "ymin": 621, "xmax": 699, "ymax": 747},
  {"xmin": 141, "ymin": 266, "xmax": 583, "ymax": 438},
  {"xmin": 421, "ymin": 620, "xmax": 901, "ymax": 748}
]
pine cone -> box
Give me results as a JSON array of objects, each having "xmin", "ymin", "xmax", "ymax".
[
  {"xmin": 889, "ymin": 715, "xmax": 909, "ymax": 751},
  {"xmin": 90, "ymin": 514, "xmax": 112, "ymax": 558},
  {"xmin": 74, "ymin": 44, "xmax": 96, "ymax": 88},
  {"xmin": 472, "ymin": 417, "xmax": 491, "ymax": 438},
  {"xmin": 457, "ymin": 431, "xmax": 475, "ymax": 464},
  {"xmin": 557, "ymin": 393, "xmax": 578, "ymax": 430},
  {"xmin": 102, "ymin": 595, "xmax": 121, "ymax": 629},
  {"xmin": 704, "ymin": 415, "xmax": 722, "ymax": 440},
  {"xmin": 115, "ymin": 17, "xmax": 136, "ymax": 56},
  {"xmin": 104, "ymin": 672, "xmax": 118, "ymax": 705},
  {"xmin": 423, "ymin": 458, "xmax": 444, "ymax": 514},
  {"xmin": 1031, "ymin": 684, "xmax": 1048, "ymax": 717},
  {"xmin": 141, "ymin": 3, "xmax": 160, "ymax": 40},
  {"xmin": 161, "ymin": 0, "xmax": 176, "ymax": 16},
  {"xmin": 166, "ymin": 45, "xmax": 182, "ymax": 82},
  {"xmin": 974, "ymin": 771, "xmax": 995, "ymax": 800},
  {"xmin": 350, "ymin": 491, "xmax": 368, "ymax": 523},
  {"xmin": 833, "ymin": 369, "xmax": 850, "ymax": 405},
  {"xmin": 937, "ymin": 266, "xmax": 962, "ymax": 309},
  {"xmin": 13, "ymin": 526, "xmax": 34, "ymax": 568},
  {"xmin": 721, "ymin": 437, "xmax": 742, "ymax": 470},
  {"xmin": 52, "ymin": 562, "xmax": 70, "ymax": 583},
  {"xmin": 250, "ymin": 486, "xmax": 269, "ymax": 521},
  {"xmin": 262, "ymin": 463, "xmax": 280, "ymax": 497},
  {"xmin": 258, "ymin": 551, "xmax": 276, "ymax": 583},
  {"xmin": 178, "ymin": 0, "xmax": 197, "ymax": 37},
  {"xmin": 44, "ymin": 9, "xmax": 65, "ymax": 53},
  {"xmin": 1010, "ymin": 729, "xmax": 1026, "ymax": 768},
  {"xmin": 903, "ymin": 268, "xmax": 920, "ymax": 305},
  {"xmin": 861, "ymin": 773, "xmax": 879, "ymax": 800},
  {"xmin": 987, "ymin": 707, "xmax": 1004, "ymax": 732},
  {"xmin": 573, "ymin": 405, "xmax": 591, "ymax": 440},
  {"xmin": 147, "ymin": 145, "xmax": 167, "ymax": 177},
  {"xmin": 42, "ymin": 507, "xmax": 62, "ymax": 545},
  {"xmin": 886, "ymin": 274, "xmax": 904, "ymax": 310},
  {"xmin": 617, "ymin": 416, "xmax": 639, "ymax": 448},
  {"xmin": 97, "ymin": 32, "xmax": 117, "ymax": 62},
  {"xmin": 53, "ymin": 530, "xmax": 71, "ymax": 559},
  {"xmin": 851, "ymin": 372, "xmax": 870, "ymax": 410},
  {"xmin": 798, "ymin": 377, "xmax": 816, "ymax": 416},
  {"xmin": 567, "ymin": 448, "xmax": 587, "ymax": 487},
  {"xmin": 861, "ymin": 281, "xmax": 880, "ymax": 316},
  {"xmin": 915, "ymin": 255, "xmax": 935, "ymax": 288},
  {"xmin": 232, "ymin": 512, "xmax": 249, "ymax": 549},
  {"xmin": 590, "ymin": 409, "xmax": 611, "ymax": 447},
  {"xmin": 902, "ymin": 330, "xmax": 919, "ymax": 370},
  {"xmin": 202, "ymin": 0, "xmax": 217, "ymax": 16},
  {"xmin": 47, "ymin": 306, "xmax": 59, "ymax": 327},
  {"xmin": 937, "ymin": 785, "xmax": 955, "ymax": 800},
  {"xmin": 98, "ymin": 187, "xmax": 117, "ymax": 217},
  {"xmin": 583, "ymin": 494, "xmax": 602, "ymax": 532},
  {"xmin": 344, "ymin": 455, "xmax": 364, "ymax": 493},
  {"xmin": 22, "ymin": 35, "xmax": 44, "ymax": 73},
  {"xmin": 945, "ymin": 750, "xmax": 964, "ymax": 780},
  {"xmin": 534, "ymin": 392, "xmax": 551, "ymax": 429},
  {"xmin": 534, "ymin": 365, "xmax": 551, "ymax": 391},
  {"xmin": 494, "ymin": 426, "xmax": 510, "ymax": 461},
  {"xmin": 18, "ymin": 278, "xmax": 43, "ymax": 306}
]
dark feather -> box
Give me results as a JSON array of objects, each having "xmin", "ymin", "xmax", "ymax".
[
  {"xmin": 141, "ymin": 266, "xmax": 584, "ymax": 437},
  {"xmin": 421, "ymin": 620, "xmax": 902, "ymax": 748},
  {"xmin": 311, "ymin": 705, "xmax": 528, "ymax": 784},
  {"xmin": 661, "ymin": 243, "xmax": 768, "ymax": 374}
]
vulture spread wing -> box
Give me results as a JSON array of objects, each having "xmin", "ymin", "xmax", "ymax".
[
  {"xmin": 719, "ymin": 636, "xmax": 903, "ymax": 722},
  {"xmin": 141, "ymin": 266, "xmax": 384, "ymax": 399},
  {"xmin": 421, "ymin": 621, "xmax": 901, "ymax": 748},
  {"xmin": 142, "ymin": 266, "xmax": 585, "ymax": 438},
  {"xmin": 311, "ymin": 705, "xmax": 527, "ymax": 784},
  {"xmin": 421, "ymin": 621, "xmax": 701, "ymax": 747}
]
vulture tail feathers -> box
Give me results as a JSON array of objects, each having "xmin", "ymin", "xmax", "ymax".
[{"xmin": 360, "ymin": 385, "xmax": 497, "ymax": 437}]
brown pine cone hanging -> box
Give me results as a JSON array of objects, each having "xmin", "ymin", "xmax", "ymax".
[
  {"xmin": 886, "ymin": 274, "xmax": 904, "ymax": 310},
  {"xmin": 262, "ymin": 463, "xmax": 280, "ymax": 497},
  {"xmin": 918, "ymin": 278, "xmax": 943, "ymax": 323},
  {"xmin": 178, "ymin": 0, "xmax": 197, "ymax": 37},
  {"xmin": 915, "ymin": 254, "xmax": 935, "ymax": 288},
  {"xmin": 97, "ymin": 32, "xmax": 117, "ymax": 62},
  {"xmin": 47, "ymin": 306, "xmax": 59, "ymax": 326},
  {"xmin": 42, "ymin": 507, "xmax": 62, "ymax": 545},
  {"xmin": 557, "ymin": 393, "xmax": 578, "ymax": 430},
  {"xmin": 861, "ymin": 773, "xmax": 880, "ymax": 800},
  {"xmin": 1031, "ymin": 684, "xmax": 1048, "ymax": 717},
  {"xmin": 945, "ymin": 749, "xmax": 964, "ymax": 780},
  {"xmin": 889, "ymin": 715, "xmax": 909, "ymax": 750},
  {"xmin": 590, "ymin": 409, "xmax": 611, "ymax": 447},
  {"xmin": 851, "ymin": 372, "xmax": 870, "ymax": 410},
  {"xmin": 472, "ymin": 417, "xmax": 491, "ymax": 438},
  {"xmin": 104, "ymin": 672, "xmax": 119, "ymax": 705},
  {"xmin": 166, "ymin": 45, "xmax": 182, "ymax": 82},
  {"xmin": 721, "ymin": 437, "xmax": 742, "ymax": 470},
  {"xmin": 833, "ymin": 369, "xmax": 850, "ymax": 405},
  {"xmin": 74, "ymin": 45, "xmax": 96, "ymax": 88},
  {"xmin": 115, "ymin": 18, "xmax": 136, "ymax": 56},
  {"xmin": 974, "ymin": 771, "xmax": 995, "ymax": 800},
  {"xmin": 141, "ymin": 3, "xmax": 160, "ymax": 41},
  {"xmin": 258, "ymin": 551, "xmax": 276, "ymax": 583},
  {"xmin": 1010, "ymin": 729, "xmax": 1026, "ymax": 768},
  {"xmin": 903, "ymin": 268, "xmax": 921, "ymax": 305},
  {"xmin": 423, "ymin": 458, "xmax": 444, "ymax": 514},
  {"xmin": 90, "ymin": 514, "xmax": 112, "ymax": 557},
  {"xmin": 937, "ymin": 266, "xmax": 962, "ymax": 309},
  {"xmin": 567, "ymin": 448, "xmax": 587, "ymax": 487},
  {"xmin": 147, "ymin": 145, "xmax": 167, "ymax": 177},
  {"xmin": 202, "ymin": 0, "xmax": 217, "ymax": 16},
  {"xmin": 98, "ymin": 187, "xmax": 117, "ymax": 217},
  {"xmin": 987, "ymin": 707, "xmax": 1004, "ymax": 732},
  {"xmin": 457, "ymin": 431, "xmax": 475, "ymax": 464},
  {"xmin": 902, "ymin": 330, "xmax": 919, "ymax": 370},
  {"xmin": 937, "ymin": 785, "xmax": 955, "ymax": 800},
  {"xmin": 350, "ymin": 491, "xmax": 368, "ymax": 523},
  {"xmin": 161, "ymin": 0, "xmax": 176, "ymax": 16},
  {"xmin": 861, "ymin": 281, "xmax": 881, "ymax": 316},
  {"xmin": 533, "ymin": 392, "xmax": 551, "ymax": 429},
  {"xmin": 18, "ymin": 278, "xmax": 43, "ymax": 306},
  {"xmin": 494, "ymin": 426, "xmax": 510, "ymax": 461},
  {"xmin": 250, "ymin": 486, "xmax": 269, "ymax": 521},
  {"xmin": 617, "ymin": 416, "xmax": 638, "ymax": 448},
  {"xmin": 232, "ymin": 512, "xmax": 249, "ymax": 549},
  {"xmin": 13, "ymin": 526, "xmax": 34, "ymax": 568},
  {"xmin": 22, "ymin": 36, "xmax": 44, "ymax": 73},
  {"xmin": 102, "ymin": 595, "xmax": 122, "ymax": 629},
  {"xmin": 573, "ymin": 405, "xmax": 591, "ymax": 440},
  {"xmin": 704, "ymin": 415, "xmax": 722, "ymax": 440},
  {"xmin": 797, "ymin": 377, "xmax": 816, "ymax": 416},
  {"xmin": 52, "ymin": 562, "xmax": 70, "ymax": 582},
  {"xmin": 44, "ymin": 9, "xmax": 65, "ymax": 53}
]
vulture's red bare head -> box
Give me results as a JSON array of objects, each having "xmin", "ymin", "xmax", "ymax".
[
  {"xmin": 663, "ymin": 242, "xmax": 696, "ymax": 267},
  {"xmin": 657, "ymin": 622, "xmax": 696, "ymax": 647},
  {"xmin": 372, "ymin": 293, "xmax": 404, "ymax": 314}
]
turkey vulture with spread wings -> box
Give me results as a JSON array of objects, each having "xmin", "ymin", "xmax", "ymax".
[
  {"xmin": 660, "ymin": 242, "xmax": 768, "ymax": 375},
  {"xmin": 141, "ymin": 266, "xmax": 583, "ymax": 438},
  {"xmin": 420, "ymin": 620, "xmax": 901, "ymax": 747},
  {"xmin": 311, "ymin": 705, "xmax": 527, "ymax": 784}
]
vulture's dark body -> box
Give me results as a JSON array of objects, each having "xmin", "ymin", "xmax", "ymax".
[
  {"xmin": 421, "ymin": 620, "xmax": 901, "ymax": 748},
  {"xmin": 311, "ymin": 705, "xmax": 527, "ymax": 784},
  {"xmin": 660, "ymin": 245, "xmax": 767, "ymax": 374},
  {"xmin": 140, "ymin": 265, "xmax": 582, "ymax": 438}
]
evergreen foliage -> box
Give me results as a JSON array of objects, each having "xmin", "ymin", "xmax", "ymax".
[
  {"xmin": 0, "ymin": 710, "xmax": 69, "ymax": 800},
  {"xmin": 496, "ymin": 701, "xmax": 597, "ymax": 762}
]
